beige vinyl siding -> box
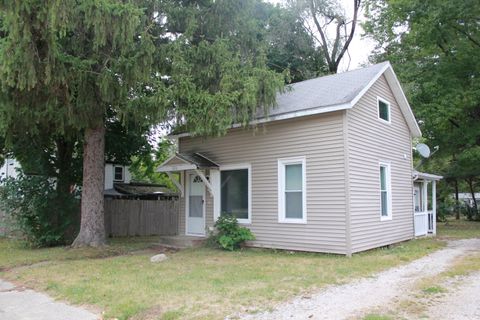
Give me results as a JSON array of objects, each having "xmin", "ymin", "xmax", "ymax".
[
  {"xmin": 178, "ymin": 112, "xmax": 347, "ymax": 254},
  {"xmin": 347, "ymin": 75, "xmax": 414, "ymax": 253}
]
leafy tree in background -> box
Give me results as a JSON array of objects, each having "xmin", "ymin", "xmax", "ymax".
[
  {"xmin": 129, "ymin": 139, "xmax": 176, "ymax": 189},
  {"xmin": 0, "ymin": 0, "xmax": 284, "ymax": 246},
  {"xmin": 289, "ymin": 0, "xmax": 362, "ymax": 73},
  {"xmin": 364, "ymin": 0, "xmax": 480, "ymax": 217},
  {"xmin": 266, "ymin": 4, "xmax": 327, "ymax": 82}
]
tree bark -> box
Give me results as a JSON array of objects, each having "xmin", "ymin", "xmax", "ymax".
[
  {"xmin": 308, "ymin": 0, "xmax": 361, "ymax": 74},
  {"xmin": 72, "ymin": 125, "xmax": 106, "ymax": 247},
  {"xmin": 454, "ymin": 179, "xmax": 460, "ymax": 220}
]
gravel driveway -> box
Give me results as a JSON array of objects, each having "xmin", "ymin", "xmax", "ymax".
[
  {"xmin": 425, "ymin": 271, "xmax": 480, "ymax": 320},
  {"xmin": 240, "ymin": 238, "xmax": 480, "ymax": 320}
]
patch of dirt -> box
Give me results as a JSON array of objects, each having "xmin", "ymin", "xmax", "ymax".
[
  {"xmin": 238, "ymin": 239, "xmax": 480, "ymax": 320},
  {"xmin": 129, "ymin": 305, "xmax": 164, "ymax": 320}
]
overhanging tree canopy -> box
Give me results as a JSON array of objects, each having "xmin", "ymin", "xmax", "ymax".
[{"xmin": 0, "ymin": 0, "xmax": 285, "ymax": 246}]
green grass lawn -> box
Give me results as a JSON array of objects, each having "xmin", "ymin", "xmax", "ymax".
[
  {"xmin": 0, "ymin": 218, "xmax": 477, "ymax": 320},
  {"xmin": 436, "ymin": 218, "xmax": 480, "ymax": 239},
  {"xmin": 0, "ymin": 236, "xmax": 160, "ymax": 270}
]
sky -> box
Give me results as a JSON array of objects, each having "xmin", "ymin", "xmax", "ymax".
[{"xmin": 267, "ymin": 0, "xmax": 376, "ymax": 72}]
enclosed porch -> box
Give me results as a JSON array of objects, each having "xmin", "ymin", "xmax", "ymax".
[{"xmin": 413, "ymin": 171, "xmax": 443, "ymax": 237}]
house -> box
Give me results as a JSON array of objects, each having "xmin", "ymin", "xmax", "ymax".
[
  {"xmin": 158, "ymin": 62, "xmax": 441, "ymax": 255},
  {"xmin": 104, "ymin": 163, "xmax": 177, "ymax": 200},
  {"xmin": 453, "ymin": 192, "xmax": 480, "ymax": 208},
  {"xmin": 0, "ymin": 158, "xmax": 21, "ymax": 181},
  {"xmin": 104, "ymin": 162, "xmax": 132, "ymax": 190},
  {"xmin": 0, "ymin": 159, "xmax": 134, "ymax": 194}
]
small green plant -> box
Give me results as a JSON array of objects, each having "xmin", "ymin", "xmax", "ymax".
[
  {"xmin": 210, "ymin": 214, "xmax": 255, "ymax": 251},
  {"xmin": 422, "ymin": 286, "xmax": 446, "ymax": 294}
]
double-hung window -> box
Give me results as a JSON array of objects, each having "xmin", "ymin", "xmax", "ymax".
[
  {"xmin": 114, "ymin": 166, "xmax": 124, "ymax": 181},
  {"xmin": 220, "ymin": 164, "xmax": 251, "ymax": 223},
  {"xmin": 278, "ymin": 157, "xmax": 306, "ymax": 223},
  {"xmin": 378, "ymin": 97, "xmax": 391, "ymax": 123},
  {"xmin": 379, "ymin": 162, "xmax": 392, "ymax": 220}
]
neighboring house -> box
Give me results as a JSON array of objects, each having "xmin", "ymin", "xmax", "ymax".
[
  {"xmin": 0, "ymin": 158, "xmax": 21, "ymax": 181},
  {"xmin": 0, "ymin": 159, "xmax": 133, "ymax": 192},
  {"xmin": 454, "ymin": 193, "xmax": 480, "ymax": 208},
  {"xmin": 104, "ymin": 162, "xmax": 132, "ymax": 190},
  {"xmin": 158, "ymin": 61, "xmax": 440, "ymax": 255},
  {"xmin": 104, "ymin": 163, "xmax": 176, "ymax": 199}
]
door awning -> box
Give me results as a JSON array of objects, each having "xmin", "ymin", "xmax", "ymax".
[
  {"xmin": 413, "ymin": 170, "xmax": 443, "ymax": 181},
  {"xmin": 157, "ymin": 152, "xmax": 219, "ymax": 173}
]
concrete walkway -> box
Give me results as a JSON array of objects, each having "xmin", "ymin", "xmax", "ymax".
[{"xmin": 0, "ymin": 280, "xmax": 98, "ymax": 320}]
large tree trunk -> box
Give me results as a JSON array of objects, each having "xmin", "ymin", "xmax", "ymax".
[
  {"xmin": 72, "ymin": 125, "xmax": 106, "ymax": 247},
  {"xmin": 454, "ymin": 179, "xmax": 460, "ymax": 220}
]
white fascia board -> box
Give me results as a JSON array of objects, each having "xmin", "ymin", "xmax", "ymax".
[
  {"xmin": 383, "ymin": 68, "xmax": 422, "ymax": 138},
  {"xmin": 157, "ymin": 163, "xmax": 196, "ymax": 172},
  {"xmin": 242, "ymin": 102, "xmax": 353, "ymax": 127},
  {"xmin": 349, "ymin": 62, "xmax": 391, "ymax": 107},
  {"xmin": 167, "ymin": 132, "xmax": 190, "ymax": 139},
  {"xmin": 346, "ymin": 61, "xmax": 422, "ymax": 138},
  {"xmin": 168, "ymin": 62, "xmax": 422, "ymax": 139},
  {"xmin": 413, "ymin": 171, "xmax": 443, "ymax": 181},
  {"xmin": 157, "ymin": 153, "xmax": 195, "ymax": 172},
  {"xmin": 169, "ymin": 103, "xmax": 353, "ymax": 138}
]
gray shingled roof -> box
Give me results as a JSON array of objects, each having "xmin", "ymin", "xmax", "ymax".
[
  {"xmin": 257, "ymin": 62, "xmax": 389, "ymax": 119},
  {"xmin": 176, "ymin": 152, "xmax": 219, "ymax": 169}
]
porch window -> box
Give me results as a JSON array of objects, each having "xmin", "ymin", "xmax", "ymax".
[
  {"xmin": 220, "ymin": 165, "xmax": 250, "ymax": 223},
  {"xmin": 380, "ymin": 162, "xmax": 392, "ymax": 220},
  {"xmin": 378, "ymin": 97, "xmax": 391, "ymax": 123},
  {"xmin": 414, "ymin": 184, "xmax": 423, "ymax": 212},
  {"xmin": 278, "ymin": 157, "xmax": 306, "ymax": 223}
]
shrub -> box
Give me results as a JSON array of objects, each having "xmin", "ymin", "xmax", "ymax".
[
  {"xmin": 0, "ymin": 173, "xmax": 79, "ymax": 247},
  {"xmin": 210, "ymin": 214, "xmax": 255, "ymax": 251}
]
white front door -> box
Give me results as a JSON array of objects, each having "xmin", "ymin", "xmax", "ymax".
[{"xmin": 187, "ymin": 174, "xmax": 205, "ymax": 236}]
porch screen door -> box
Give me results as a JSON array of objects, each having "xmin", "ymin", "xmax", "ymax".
[
  {"xmin": 413, "ymin": 184, "xmax": 427, "ymax": 236},
  {"xmin": 187, "ymin": 174, "xmax": 205, "ymax": 235}
]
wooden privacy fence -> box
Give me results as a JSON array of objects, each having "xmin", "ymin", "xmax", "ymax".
[{"xmin": 104, "ymin": 199, "xmax": 179, "ymax": 237}]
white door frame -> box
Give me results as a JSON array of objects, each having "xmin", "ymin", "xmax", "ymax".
[{"xmin": 185, "ymin": 171, "xmax": 206, "ymax": 236}]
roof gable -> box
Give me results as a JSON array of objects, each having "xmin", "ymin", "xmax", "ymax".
[
  {"xmin": 253, "ymin": 62, "xmax": 421, "ymax": 137},
  {"xmin": 174, "ymin": 62, "xmax": 422, "ymax": 138}
]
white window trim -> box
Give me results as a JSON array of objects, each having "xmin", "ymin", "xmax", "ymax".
[
  {"xmin": 219, "ymin": 163, "xmax": 252, "ymax": 224},
  {"xmin": 377, "ymin": 96, "xmax": 391, "ymax": 124},
  {"xmin": 379, "ymin": 161, "xmax": 392, "ymax": 221},
  {"xmin": 113, "ymin": 165, "xmax": 124, "ymax": 182},
  {"xmin": 278, "ymin": 157, "xmax": 307, "ymax": 224}
]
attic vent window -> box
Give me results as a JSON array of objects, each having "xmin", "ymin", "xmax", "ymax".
[{"xmin": 378, "ymin": 98, "xmax": 391, "ymax": 123}]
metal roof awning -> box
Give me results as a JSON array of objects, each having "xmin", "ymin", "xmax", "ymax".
[
  {"xmin": 157, "ymin": 152, "xmax": 219, "ymax": 173},
  {"xmin": 413, "ymin": 170, "xmax": 443, "ymax": 181}
]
